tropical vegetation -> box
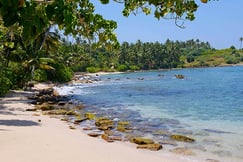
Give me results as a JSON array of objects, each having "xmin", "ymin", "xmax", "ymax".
[{"xmin": 1, "ymin": 0, "xmax": 241, "ymax": 97}]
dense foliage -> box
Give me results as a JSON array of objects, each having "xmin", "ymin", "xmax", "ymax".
[{"xmin": 0, "ymin": 0, "xmax": 235, "ymax": 97}]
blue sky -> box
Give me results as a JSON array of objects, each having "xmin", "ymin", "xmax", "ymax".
[{"xmin": 92, "ymin": 0, "xmax": 243, "ymax": 49}]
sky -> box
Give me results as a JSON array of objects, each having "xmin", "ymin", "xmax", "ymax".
[{"xmin": 91, "ymin": 0, "xmax": 243, "ymax": 49}]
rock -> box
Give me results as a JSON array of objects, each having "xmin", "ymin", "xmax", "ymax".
[
  {"xmin": 109, "ymin": 136, "xmax": 123, "ymax": 141},
  {"xmin": 60, "ymin": 117, "xmax": 69, "ymax": 122},
  {"xmin": 83, "ymin": 127, "xmax": 93, "ymax": 131},
  {"xmin": 101, "ymin": 134, "xmax": 114, "ymax": 142},
  {"xmin": 95, "ymin": 117, "xmax": 114, "ymax": 130},
  {"xmin": 175, "ymin": 74, "xmax": 185, "ymax": 79},
  {"xmin": 65, "ymin": 110, "xmax": 78, "ymax": 116},
  {"xmin": 104, "ymin": 130, "xmax": 114, "ymax": 136},
  {"xmin": 130, "ymin": 137, "xmax": 154, "ymax": 145},
  {"xmin": 170, "ymin": 147, "xmax": 195, "ymax": 155},
  {"xmin": 43, "ymin": 109, "xmax": 68, "ymax": 115},
  {"xmin": 57, "ymin": 102, "xmax": 66, "ymax": 106},
  {"xmin": 39, "ymin": 88, "xmax": 54, "ymax": 95},
  {"xmin": 26, "ymin": 108, "xmax": 37, "ymax": 111},
  {"xmin": 88, "ymin": 133, "xmax": 101, "ymax": 137},
  {"xmin": 69, "ymin": 125, "xmax": 76, "ymax": 130},
  {"xmin": 36, "ymin": 103, "xmax": 54, "ymax": 111},
  {"xmin": 85, "ymin": 112, "xmax": 96, "ymax": 120},
  {"xmin": 98, "ymin": 125, "xmax": 114, "ymax": 131},
  {"xmin": 117, "ymin": 121, "xmax": 132, "ymax": 132},
  {"xmin": 137, "ymin": 143, "xmax": 162, "ymax": 151},
  {"xmin": 74, "ymin": 116, "xmax": 87, "ymax": 124},
  {"xmin": 170, "ymin": 134, "xmax": 195, "ymax": 143}
]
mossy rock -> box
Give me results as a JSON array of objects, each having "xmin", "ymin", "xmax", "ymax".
[
  {"xmin": 74, "ymin": 116, "xmax": 87, "ymax": 124},
  {"xmin": 43, "ymin": 109, "xmax": 68, "ymax": 115},
  {"xmin": 85, "ymin": 112, "xmax": 96, "ymax": 120},
  {"xmin": 65, "ymin": 110, "xmax": 79, "ymax": 116},
  {"xmin": 117, "ymin": 121, "xmax": 130, "ymax": 126},
  {"xmin": 95, "ymin": 117, "xmax": 114, "ymax": 127},
  {"xmin": 170, "ymin": 134, "xmax": 195, "ymax": 143},
  {"xmin": 175, "ymin": 74, "xmax": 185, "ymax": 79},
  {"xmin": 101, "ymin": 134, "xmax": 114, "ymax": 142},
  {"xmin": 35, "ymin": 103, "xmax": 54, "ymax": 111},
  {"xmin": 130, "ymin": 137, "xmax": 154, "ymax": 145},
  {"xmin": 137, "ymin": 143, "xmax": 162, "ymax": 151},
  {"xmin": 117, "ymin": 121, "xmax": 132, "ymax": 132}
]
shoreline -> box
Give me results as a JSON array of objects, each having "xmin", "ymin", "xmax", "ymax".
[{"xmin": 0, "ymin": 83, "xmax": 197, "ymax": 162}]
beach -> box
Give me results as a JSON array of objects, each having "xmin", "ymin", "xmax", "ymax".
[{"xmin": 0, "ymin": 83, "xmax": 194, "ymax": 162}]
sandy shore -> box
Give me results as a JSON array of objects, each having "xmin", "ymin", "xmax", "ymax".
[{"xmin": 0, "ymin": 83, "xmax": 196, "ymax": 162}]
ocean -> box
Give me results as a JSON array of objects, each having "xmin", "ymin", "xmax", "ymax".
[{"xmin": 56, "ymin": 66, "xmax": 243, "ymax": 162}]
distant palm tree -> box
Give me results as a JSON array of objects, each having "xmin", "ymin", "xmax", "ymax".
[{"xmin": 240, "ymin": 37, "xmax": 243, "ymax": 50}]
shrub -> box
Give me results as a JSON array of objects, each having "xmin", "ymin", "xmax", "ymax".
[
  {"xmin": 117, "ymin": 64, "xmax": 128, "ymax": 72},
  {"xmin": 86, "ymin": 67, "xmax": 101, "ymax": 73},
  {"xmin": 129, "ymin": 65, "xmax": 140, "ymax": 71},
  {"xmin": 33, "ymin": 69, "xmax": 48, "ymax": 82},
  {"xmin": 46, "ymin": 63, "xmax": 73, "ymax": 82},
  {"xmin": 225, "ymin": 56, "xmax": 240, "ymax": 64},
  {"xmin": 186, "ymin": 55, "xmax": 195, "ymax": 63},
  {"xmin": 0, "ymin": 76, "xmax": 12, "ymax": 96}
]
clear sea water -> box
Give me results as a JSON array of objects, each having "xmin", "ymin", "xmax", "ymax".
[{"xmin": 56, "ymin": 66, "xmax": 243, "ymax": 162}]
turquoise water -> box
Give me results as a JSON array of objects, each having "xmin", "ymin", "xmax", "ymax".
[{"xmin": 57, "ymin": 66, "xmax": 243, "ymax": 161}]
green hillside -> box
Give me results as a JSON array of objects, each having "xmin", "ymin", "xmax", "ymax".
[{"xmin": 182, "ymin": 48, "xmax": 243, "ymax": 67}]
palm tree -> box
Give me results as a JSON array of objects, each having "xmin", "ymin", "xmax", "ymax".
[{"xmin": 240, "ymin": 37, "xmax": 243, "ymax": 50}]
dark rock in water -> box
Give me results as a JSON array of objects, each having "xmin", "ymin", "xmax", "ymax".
[
  {"xmin": 203, "ymin": 129, "xmax": 233, "ymax": 134},
  {"xmin": 175, "ymin": 74, "xmax": 185, "ymax": 79},
  {"xmin": 57, "ymin": 101, "xmax": 66, "ymax": 106},
  {"xmin": 170, "ymin": 134, "xmax": 195, "ymax": 143},
  {"xmin": 130, "ymin": 137, "xmax": 154, "ymax": 145},
  {"xmin": 88, "ymin": 133, "xmax": 101, "ymax": 137},
  {"xmin": 170, "ymin": 147, "xmax": 195, "ymax": 155},
  {"xmin": 137, "ymin": 143, "xmax": 162, "ymax": 151},
  {"xmin": 39, "ymin": 88, "xmax": 54, "ymax": 95},
  {"xmin": 26, "ymin": 108, "xmax": 37, "ymax": 111}
]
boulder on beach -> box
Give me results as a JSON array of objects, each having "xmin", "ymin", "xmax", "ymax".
[
  {"xmin": 130, "ymin": 137, "xmax": 154, "ymax": 145},
  {"xmin": 137, "ymin": 143, "xmax": 162, "ymax": 151}
]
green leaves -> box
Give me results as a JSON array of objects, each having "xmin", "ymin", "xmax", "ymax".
[{"xmin": 100, "ymin": 0, "xmax": 109, "ymax": 4}]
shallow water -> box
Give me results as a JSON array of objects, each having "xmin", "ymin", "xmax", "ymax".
[{"xmin": 56, "ymin": 66, "xmax": 243, "ymax": 162}]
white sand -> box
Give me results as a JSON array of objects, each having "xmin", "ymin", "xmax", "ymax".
[{"xmin": 0, "ymin": 84, "xmax": 196, "ymax": 162}]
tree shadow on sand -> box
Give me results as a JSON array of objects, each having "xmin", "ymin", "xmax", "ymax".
[{"xmin": 0, "ymin": 119, "xmax": 39, "ymax": 126}]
